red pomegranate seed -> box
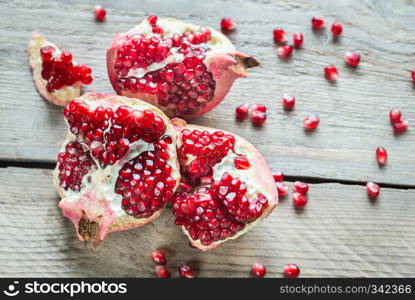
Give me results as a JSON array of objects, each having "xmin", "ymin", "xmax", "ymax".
[
  {"xmin": 324, "ymin": 65, "xmax": 339, "ymax": 81},
  {"xmin": 303, "ymin": 114, "xmax": 320, "ymax": 130},
  {"xmin": 293, "ymin": 181, "xmax": 308, "ymax": 195},
  {"xmin": 151, "ymin": 250, "xmax": 166, "ymax": 265},
  {"xmin": 93, "ymin": 5, "xmax": 106, "ymax": 21},
  {"xmin": 376, "ymin": 147, "xmax": 388, "ymax": 166},
  {"xmin": 292, "ymin": 192, "xmax": 308, "ymax": 207},
  {"xmin": 311, "ymin": 17, "xmax": 326, "ymax": 29},
  {"xmin": 273, "ymin": 172, "xmax": 284, "ymax": 182},
  {"xmin": 220, "ymin": 17, "xmax": 236, "ymax": 31},
  {"xmin": 251, "ymin": 263, "xmax": 266, "ymax": 278},
  {"xmin": 345, "ymin": 52, "xmax": 361, "ymax": 67},
  {"xmin": 282, "ymin": 94, "xmax": 295, "ymax": 110},
  {"xmin": 276, "ymin": 182, "xmax": 289, "ymax": 196},
  {"xmin": 278, "ymin": 45, "xmax": 293, "ymax": 58},
  {"xmin": 147, "ymin": 15, "xmax": 158, "ymax": 26},
  {"xmin": 234, "ymin": 155, "xmax": 251, "ymax": 170},
  {"xmin": 366, "ymin": 182, "xmax": 380, "ymax": 199},
  {"xmin": 178, "ymin": 264, "xmax": 195, "ymax": 278},
  {"xmin": 412, "ymin": 71, "xmax": 415, "ymax": 83},
  {"xmin": 393, "ymin": 120, "xmax": 409, "ymax": 133},
  {"xmin": 273, "ymin": 28, "xmax": 286, "ymax": 43},
  {"xmin": 389, "ymin": 108, "xmax": 402, "ymax": 124},
  {"xmin": 331, "ymin": 22, "xmax": 343, "ymax": 36},
  {"xmin": 155, "ymin": 266, "xmax": 171, "ymax": 278},
  {"xmin": 284, "ymin": 264, "xmax": 300, "ymax": 278},
  {"xmin": 250, "ymin": 109, "xmax": 267, "ymax": 126},
  {"xmin": 235, "ymin": 103, "xmax": 250, "ymax": 120},
  {"xmin": 293, "ymin": 32, "xmax": 304, "ymax": 48}
]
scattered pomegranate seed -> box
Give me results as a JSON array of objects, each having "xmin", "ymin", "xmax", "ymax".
[
  {"xmin": 366, "ymin": 182, "xmax": 380, "ymax": 199},
  {"xmin": 221, "ymin": 17, "xmax": 236, "ymax": 31},
  {"xmin": 411, "ymin": 71, "xmax": 415, "ymax": 83},
  {"xmin": 284, "ymin": 264, "xmax": 300, "ymax": 278},
  {"xmin": 250, "ymin": 105, "xmax": 267, "ymax": 126},
  {"xmin": 235, "ymin": 103, "xmax": 250, "ymax": 120},
  {"xmin": 292, "ymin": 192, "xmax": 308, "ymax": 207},
  {"xmin": 303, "ymin": 114, "xmax": 320, "ymax": 130},
  {"xmin": 282, "ymin": 94, "xmax": 295, "ymax": 110},
  {"xmin": 93, "ymin": 5, "xmax": 106, "ymax": 21},
  {"xmin": 292, "ymin": 32, "xmax": 304, "ymax": 48},
  {"xmin": 293, "ymin": 181, "xmax": 309, "ymax": 195},
  {"xmin": 273, "ymin": 28, "xmax": 286, "ymax": 43},
  {"xmin": 273, "ymin": 172, "xmax": 284, "ymax": 182},
  {"xmin": 276, "ymin": 182, "xmax": 289, "ymax": 196},
  {"xmin": 147, "ymin": 15, "xmax": 158, "ymax": 26},
  {"xmin": 311, "ymin": 17, "xmax": 326, "ymax": 29},
  {"xmin": 155, "ymin": 265, "xmax": 171, "ymax": 278},
  {"xmin": 278, "ymin": 45, "xmax": 293, "ymax": 58},
  {"xmin": 331, "ymin": 22, "xmax": 343, "ymax": 36},
  {"xmin": 324, "ymin": 65, "xmax": 339, "ymax": 81},
  {"xmin": 178, "ymin": 264, "xmax": 195, "ymax": 278},
  {"xmin": 389, "ymin": 109, "xmax": 402, "ymax": 124},
  {"xmin": 151, "ymin": 250, "xmax": 167, "ymax": 265},
  {"xmin": 376, "ymin": 147, "xmax": 388, "ymax": 166},
  {"xmin": 393, "ymin": 120, "xmax": 409, "ymax": 133},
  {"xmin": 234, "ymin": 155, "xmax": 251, "ymax": 170},
  {"xmin": 251, "ymin": 263, "xmax": 266, "ymax": 278},
  {"xmin": 345, "ymin": 52, "xmax": 361, "ymax": 67}
]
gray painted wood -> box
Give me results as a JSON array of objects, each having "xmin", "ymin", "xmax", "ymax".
[
  {"xmin": 0, "ymin": 0, "xmax": 414, "ymax": 186},
  {"xmin": 0, "ymin": 167, "xmax": 414, "ymax": 277}
]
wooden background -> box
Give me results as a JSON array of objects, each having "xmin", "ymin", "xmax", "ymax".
[{"xmin": 0, "ymin": 0, "xmax": 414, "ymax": 277}]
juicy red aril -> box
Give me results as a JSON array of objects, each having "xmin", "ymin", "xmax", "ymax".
[
  {"xmin": 40, "ymin": 45, "xmax": 54, "ymax": 62},
  {"xmin": 220, "ymin": 17, "xmax": 236, "ymax": 31},
  {"xmin": 311, "ymin": 17, "xmax": 326, "ymax": 29},
  {"xmin": 345, "ymin": 52, "xmax": 360, "ymax": 67},
  {"xmin": 331, "ymin": 22, "xmax": 343, "ymax": 36},
  {"xmin": 155, "ymin": 266, "xmax": 171, "ymax": 278},
  {"xmin": 412, "ymin": 71, "xmax": 415, "ymax": 83},
  {"xmin": 272, "ymin": 172, "xmax": 284, "ymax": 182},
  {"xmin": 293, "ymin": 32, "xmax": 303, "ymax": 48},
  {"xmin": 276, "ymin": 182, "xmax": 289, "ymax": 196},
  {"xmin": 278, "ymin": 45, "xmax": 293, "ymax": 58},
  {"xmin": 57, "ymin": 141, "xmax": 95, "ymax": 192},
  {"xmin": 292, "ymin": 192, "xmax": 307, "ymax": 207},
  {"xmin": 234, "ymin": 155, "xmax": 251, "ymax": 170},
  {"xmin": 282, "ymin": 94, "xmax": 295, "ymax": 110},
  {"xmin": 376, "ymin": 147, "xmax": 387, "ymax": 166},
  {"xmin": 303, "ymin": 114, "xmax": 320, "ymax": 130},
  {"xmin": 273, "ymin": 28, "xmax": 286, "ymax": 43},
  {"xmin": 366, "ymin": 182, "xmax": 380, "ymax": 199},
  {"xmin": 389, "ymin": 109, "xmax": 402, "ymax": 124},
  {"xmin": 178, "ymin": 264, "xmax": 195, "ymax": 278},
  {"xmin": 251, "ymin": 263, "xmax": 266, "ymax": 278},
  {"xmin": 235, "ymin": 103, "xmax": 250, "ymax": 120},
  {"xmin": 250, "ymin": 108, "xmax": 267, "ymax": 126},
  {"xmin": 284, "ymin": 264, "xmax": 300, "ymax": 278},
  {"xmin": 94, "ymin": 5, "xmax": 106, "ymax": 21},
  {"xmin": 324, "ymin": 65, "xmax": 338, "ymax": 81},
  {"xmin": 152, "ymin": 250, "xmax": 167, "ymax": 265},
  {"xmin": 393, "ymin": 120, "xmax": 409, "ymax": 133},
  {"xmin": 293, "ymin": 181, "xmax": 309, "ymax": 195}
]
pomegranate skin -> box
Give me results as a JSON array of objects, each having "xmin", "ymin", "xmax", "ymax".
[{"xmin": 106, "ymin": 17, "xmax": 258, "ymax": 120}]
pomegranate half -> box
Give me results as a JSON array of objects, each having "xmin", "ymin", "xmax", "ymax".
[
  {"xmin": 107, "ymin": 16, "xmax": 259, "ymax": 120},
  {"xmin": 53, "ymin": 93, "xmax": 180, "ymax": 246}
]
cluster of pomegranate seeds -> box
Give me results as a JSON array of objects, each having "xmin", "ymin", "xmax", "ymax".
[
  {"xmin": 303, "ymin": 114, "xmax": 320, "ymax": 130},
  {"xmin": 331, "ymin": 22, "xmax": 343, "ymax": 36},
  {"xmin": 273, "ymin": 28, "xmax": 286, "ymax": 44},
  {"xmin": 235, "ymin": 103, "xmax": 250, "ymax": 120},
  {"xmin": 178, "ymin": 264, "xmax": 195, "ymax": 278},
  {"xmin": 293, "ymin": 181, "xmax": 309, "ymax": 195},
  {"xmin": 292, "ymin": 192, "xmax": 308, "ymax": 207},
  {"xmin": 293, "ymin": 32, "xmax": 304, "ymax": 48},
  {"xmin": 234, "ymin": 155, "xmax": 251, "ymax": 170},
  {"xmin": 155, "ymin": 265, "xmax": 171, "ymax": 278},
  {"xmin": 278, "ymin": 45, "xmax": 294, "ymax": 58},
  {"xmin": 220, "ymin": 17, "xmax": 236, "ymax": 31},
  {"xmin": 57, "ymin": 141, "xmax": 95, "ymax": 191},
  {"xmin": 250, "ymin": 104, "xmax": 267, "ymax": 126},
  {"xmin": 115, "ymin": 139, "xmax": 176, "ymax": 218},
  {"xmin": 389, "ymin": 108, "xmax": 409, "ymax": 133},
  {"xmin": 284, "ymin": 264, "xmax": 300, "ymax": 278},
  {"xmin": 63, "ymin": 100, "xmax": 167, "ymax": 167},
  {"xmin": 311, "ymin": 17, "xmax": 326, "ymax": 29},
  {"xmin": 376, "ymin": 147, "xmax": 388, "ymax": 166},
  {"xmin": 251, "ymin": 263, "xmax": 266, "ymax": 278},
  {"xmin": 282, "ymin": 94, "xmax": 296, "ymax": 110},
  {"xmin": 151, "ymin": 250, "xmax": 167, "ymax": 265},
  {"xmin": 40, "ymin": 46, "xmax": 92, "ymax": 92},
  {"xmin": 93, "ymin": 5, "xmax": 106, "ymax": 21},
  {"xmin": 366, "ymin": 182, "xmax": 380, "ymax": 199},
  {"xmin": 324, "ymin": 65, "xmax": 339, "ymax": 81},
  {"xmin": 345, "ymin": 52, "xmax": 361, "ymax": 67}
]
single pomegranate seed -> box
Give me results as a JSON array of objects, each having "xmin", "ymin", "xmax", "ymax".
[
  {"xmin": 273, "ymin": 28, "xmax": 286, "ymax": 43},
  {"xmin": 393, "ymin": 120, "xmax": 409, "ymax": 133},
  {"xmin": 273, "ymin": 172, "xmax": 284, "ymax": 182},
  {"xmin": 311, "ymin": 17, "xmax": 326, "ymax": 29},
  {"xmin": 155, "ymin": 266, "xmax": 171, "ymax": 278},
  {"xmin": 389, "ymin": 109, "xmax": 402, "ymax": 124},
  {"xmin": 234, "ymin": 155, "xmax": 251, "ymax": 170},
  {"xmin": 251, "ymin": 263, "xmax": 266, "ymax": 278},
  {"xmin": 345, "ymin": 52, "xmax": 361, "ymax": 67},
  {"xmin": 376, "ymin": 147, "xmax": 388, "ymax": 166},
  {"xmin": 221, "ymin": 17, "xmax": 236, "ymax": 31},
  {"xmin": 278, "ymin": 45, "xmax": 293, "ymax": 58},
  {"xmin": 293, "ymin": 181, "xmax": 308, "ymax": 195},
  {"xmin": 293, "ymin": 32, "xmax": 303, "ymax": 48},
  {"xmin": 235, "ymin": 103, "xmax": 250, "ymax": 120},
  {"xmin": 324, "ymin": 65, "xmax": 339, "ymax": 81},
  {"xmin": 282, "ymin": 94, "xmax": 295, "ymax": 110},
  {"xmin": 94, "ymin": 5, "xmax": 106, "ymax": 21},
  {"xmin": 178, "ymin": 264, "xmax": 195, "ymax": 278},
  {"xmin": 331, "ymin": 22, "xmax": 343, "ymax": 36},
  {"xmin": 366, "ymin": 182, "xmax": 380, "ymax": 199},
  {"xmin": 284, "ymin": 264, "xmax": 300, "ymax": 278},
  {"xmin": 303, "ymin": 114, "xmax": 320, "ymax": 130},
  {"xmin": 411, "ymin": 71, "xmax": 415, "ymax": 83},
  {"xmin": 147, "ymin": 15, "xmax": 158, "ymax": 26},
  {"xmin": 276, "ymin": 182, "xmax": 289, "ymax": 196},
  {"xmin": 250, "ymin": 105, "xmax": 267, "ymax": 126},
  {"xmin": 151, "ymin": 250, "xmax": 167, "ymax": 265},
  {"xmin": 292, "ymin": 192, "xmax": 308, "ymax": 207}
]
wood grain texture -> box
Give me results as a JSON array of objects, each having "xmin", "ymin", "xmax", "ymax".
[
  {"xmin": 0, "ymin": 0, "xmax": 414, "ymax": 186},
  {"xmin": 0, "ymin": 167, "xmax": 414, "ymax": 277}
]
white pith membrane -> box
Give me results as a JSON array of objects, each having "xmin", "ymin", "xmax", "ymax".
[
  {"xmin": 53, "ymin": 93, "xmax": 180, "ymax": 243},
  {"xmin": 28, "ymin": 32, "xmax": 81, "ymax": 105}
]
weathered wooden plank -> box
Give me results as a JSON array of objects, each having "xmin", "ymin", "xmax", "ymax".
[
  {"xmin": 0, "ymin": 167, "xmax": 414, "ymax": 277},
  {"xmin": 0, "ymin": 0, "xmax": 414, "ymax": 186}
]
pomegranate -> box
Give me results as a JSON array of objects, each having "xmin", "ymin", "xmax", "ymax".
[
  {"xmin": 366, "ymin": 182, "xmax": 380, "ymax": 199},
  {"xmin": 389, "ymin": 108, "xmax": 402, "ymax": 124},
  {"xmin": 324, "ymin": 65, "xmax": 339, "ymax": 81},
  {"xmin": 272, "ymin": 172, "xmax": 284, "ymax": 182},
  {"xmin": 277, "ymin": 45, "xmax": 293, "ymax": 58},
  {"xmin": 251, "ymin": 263, "xmax": 266, "ymax": 278},
  {"xmin": 376, "ymin": 147, "xmax": 387, "ymax": 166},
  {"xmin": 293, "ymin": 181, "xmax": 309, "ymax": 195},
  {"xmin": 152, "ymin": 250, "xmax": 167, "ymax": 265},
  {"xmin": 28, "ymin": 32, "xmax": 93, "ymax": 106},
  {"xmin": 331, "ymin": 22, "xmax": 343, "ymax": 36},
  {"xmin": 155, "ymin": 265, "xmax": 171, "ymax": 278},
  {"xmin": 220, "ymin": 17, "xmax": 236, "ymax": 31},
  {"xmin": 235, "ymin": 103, "xmax": 250, "ymax": 120},
  {"xmin": 273, "ymin": 28, "xmax": 286, "ymax": 44},
  {"xmin": 282, "ymin": 94, "xmax": 295, "ymax": 110},
  {"xmin": 107, "ymin": 16, "xmax": 259, "ymax": 119},
  {"xmin": 178, "ymin": 264, "xmax": 195, "ymax": 278},
  {"xmin": 171, "ymin": 119, "xmax": 278, "ymax": 251},
  {"xmin": 53, "ymin": 93, "xmax": 180, "ymax": 246},
  {"xmin": 276, "ymin": 182, "xmax": 289, "ymax": 197},
  {"xmin": 250, "ymin": 104, "xmax": 267, "ymax": 126},
  {"xmin": 293, "ymin": 32, "xmax": 303, "ymax": 48},
  {"xmin": 292, "ymin": 192, "xmax": 308, "ymax": 207},
  {"xmin": 345, "ymin": 52, "xmax": 361, "ymax": 67},
  {"xmin": 284, "ymin": 264, "xmax": 300, "ymax": 278},
  {"xmin": 311, "ymin": 17, "xmax": 326, "ymax": 29},
  {"xmin": 412, "ymin": 71, "xmax": 415, "ymax": 83},
  {"xmin": 94, "ymin": 5, "xmax": 106, "ymax": 21},
  {"xmin": 303, "ymin": 114, "xmax": 320, "ymax": 130}
]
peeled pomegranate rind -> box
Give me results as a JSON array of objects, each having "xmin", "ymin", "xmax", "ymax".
[
  {"xmin": 53, "ymin": 93, "xmax": 180, "ymax": 245},
  {"xmin": 28, "ymin": 31, "xmax": 82, "ymax": 106}
]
